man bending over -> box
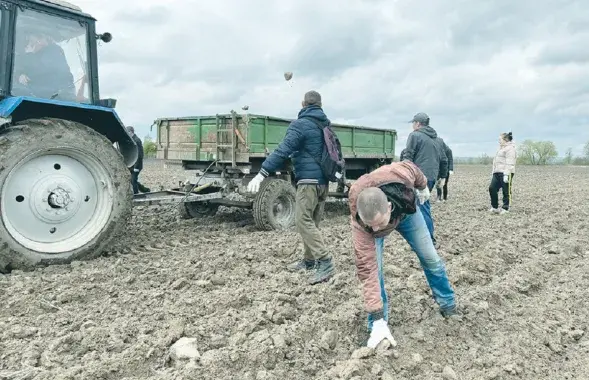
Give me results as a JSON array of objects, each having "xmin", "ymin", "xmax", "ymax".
[{"xmin": 348, "ymin": 160, "xmax": 458, "ymax": 348}]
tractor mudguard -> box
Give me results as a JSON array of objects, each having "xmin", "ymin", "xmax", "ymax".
[{"xmin": 0, "ymin": 96, "xmax": 138, "ymax": 167}]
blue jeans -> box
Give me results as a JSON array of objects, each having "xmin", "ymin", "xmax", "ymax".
[
  {"xmin": 418, "ymin": 179, "xmax": 436, "ymax": 242},
  {"xmin": 367, "ymin": 205, "xmax": 456, "ymax": 330}
]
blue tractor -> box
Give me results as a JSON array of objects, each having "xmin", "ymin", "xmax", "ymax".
[{"xmin": 0, "ymin": 0, "xmax": 138, "ymax": 272}]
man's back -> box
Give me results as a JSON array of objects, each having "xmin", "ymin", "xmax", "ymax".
[
  {"xmin": 261, "ymin": 105, "xmax": 328, "ymax": 185},
  {"xmin": 403, "ymin": 126, "xmax": 443, "ymax": 181},
  {"xmin": 132, "ymin": 134, "xmax": 144, "ymax": 171}
]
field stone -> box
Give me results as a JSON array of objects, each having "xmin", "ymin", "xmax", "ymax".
[
  {"xmin": 570, "ymin": 330, "xmax": 585, "ymax": 341},
  {"xmin": 271, "ymin": 334, "xmax": 287, "ymax": 348},
  {"xmin": 442, "ymin": 365, "xmax": 458, "ymax": 379},
  {"xmin": 210, "ymin": 335, "xmax": 228, "ymax": 349},
  {"xmin": 210, "ymin": 275, "xmax": 226, "ymax": 285},
  {"xmin": 351, "ymin": 347, "xmax": 374, "ymax": 359},
  {"xmin": 381, "ymin": 372, "xmax": 395, "ymax": 380},
  {"xmin": 169, "ymin": 337, "xmax": 200, "ymax": 362},
  {"xmin": 321, "ymin": 330, "xmax": 338, "ymax": 350}
]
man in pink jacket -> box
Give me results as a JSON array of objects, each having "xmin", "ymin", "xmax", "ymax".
[{"xmin": 348, "ymin": 160, "xmax": 458, "ymax": 348}]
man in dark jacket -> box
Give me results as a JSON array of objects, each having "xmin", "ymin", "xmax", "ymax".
[
  {"xmin": 403, "ymin": 113, "xmax": 448, "ymax": 247},
  {"xmin": 13, "ymin": 33, "xmax": 75, "ymax": 101},
  {"xmin": 126, "ymin": 126, "xmax": 148, "ymax": 194},
  {"xmin": 436, "ymin": 142, "xmax": 454, "ymax": 202},
  {"xmin": 247, "ymin": 91, "xmax": 335, "ymax": 285}
]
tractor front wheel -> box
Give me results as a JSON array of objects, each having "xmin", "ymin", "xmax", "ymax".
[{"xmin": 0, "ymin": 118, "xmax": 132, "ymax": 272}]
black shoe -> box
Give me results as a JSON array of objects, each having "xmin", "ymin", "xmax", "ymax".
[
  {"xmin": 287, "ymin": 259, "xmax": 316, "ymax": 272},
  {"xmin": 308, "ymin": 258, "xmax": 335, "ymax": 285}
]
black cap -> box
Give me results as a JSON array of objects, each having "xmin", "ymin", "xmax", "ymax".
[{"xmin": 408, "ymin": 112, "xmax": 429, "ymax": 125}]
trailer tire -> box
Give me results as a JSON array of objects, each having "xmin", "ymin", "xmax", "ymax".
[
  {"xmin": 253, "ymin": 178, "xmax": 296, "ymax": 231},
  {"xmin": 178, "ymin": 202, "xmax": 219, "ymax": 219},
  {"xmin": 0, "ymin": 118, "xmax": 132, "ymax": 273}
]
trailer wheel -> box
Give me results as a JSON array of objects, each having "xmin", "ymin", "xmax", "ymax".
[
  {"xmin": 0, "ymin": 118, "xmax": 132, "ymax": 272},
  {"xmin": 178, "ymin": 202, "xmax": 219, "ymax": 219},
  {"xmin": 253, "ymin": 178, "xmax": 296, "ymax": 231}
]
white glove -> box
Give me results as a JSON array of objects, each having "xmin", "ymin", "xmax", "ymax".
[
  {"xmin": 449, "ymin": 170, "xmax": 453, "ymax": 175},
  {"xmin": 367, "ymin": 319, "xmax": 397, "ymax": 349},
  {"xmin": 133, "ymin": 168, "xmax": 140, "ymax": 172},
  {"xmin": 416, "ymin": 187, "xmax": 430, "ymax": 204},
  {"xmin": 247, "ymin": 173, "xmax": 265, "ymax": 193},
  {"xmin": 503, "ymin": 174, "xmax": 509, "ymax": 183}
]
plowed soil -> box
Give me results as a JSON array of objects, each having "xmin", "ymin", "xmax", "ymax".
[{"xmin": 1, "ymin": 161, "xmax": 588, "ymax": 380}]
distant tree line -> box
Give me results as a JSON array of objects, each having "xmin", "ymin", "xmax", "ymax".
[
  {"xmin": 143, "ymin": 135, "xmax": 157, "ymax": 159},
  {"xmin": 453, "ymin": 140, "xmax": 589, "ymax": 166}
]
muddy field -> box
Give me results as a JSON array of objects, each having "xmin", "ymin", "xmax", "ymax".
[{"xmin": 1, "ymin": 161, "xmax": 589, "ymax": 380}]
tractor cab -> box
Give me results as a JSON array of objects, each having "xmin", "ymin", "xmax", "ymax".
[{"xmin": 1, "ymin": 0, "xmax": 112, "ymax": 105}]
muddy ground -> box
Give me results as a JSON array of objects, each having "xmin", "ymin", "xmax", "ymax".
[{"xmin": 1, "ymin": 161, "xmax": 589, "ymax": 380}]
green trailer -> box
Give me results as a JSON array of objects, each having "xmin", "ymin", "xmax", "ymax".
[{"xmin": 135, "ymin": 110, "xmax": 396, "ymax": 230}]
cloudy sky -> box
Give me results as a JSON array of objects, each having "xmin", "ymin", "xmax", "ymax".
[{"xmin": 74, "ymin": 0, "xmax": 588, "ymax": 157}]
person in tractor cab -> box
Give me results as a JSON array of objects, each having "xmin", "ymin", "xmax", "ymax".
[
  {"xmin": 247, "ymin": 90, "xmax": 335, "ymax": 285},
  {"xmin": 12, "ymin": 31, "xmax": 75, "ymax": 101},
  {"xmin": 348, "ymin": 160, "xmax": 458, "ymax": 348}
]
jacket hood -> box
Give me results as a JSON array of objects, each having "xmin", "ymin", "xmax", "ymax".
[
  {"xmin": 500, "ymin": 140, "xmax": 516, "ymax": 148},
  {"xmin": 416, "ymin": 125, "xmax": 438, "ymax": 139},
  {"xmin": 298, "ymin": 105, "xmax": 330, "ymax": 126}
]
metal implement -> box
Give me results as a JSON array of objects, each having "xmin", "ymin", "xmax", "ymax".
[{"xmin": 140, "ymin": 109, "xmax": 397, "ymax": 231}]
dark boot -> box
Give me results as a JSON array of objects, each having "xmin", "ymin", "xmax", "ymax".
[
  {"xmin": 440, "ymin": 304, "xmax": 462, "ymax": 318},
  {"xmin": 138, "ymin": 182, "xmax": 151, "ymax": 193},
  {"xmin": 287, "ymin": 259, "xmax": 316, "ymax": 272},
  {"xmin": 308, "ymin": 258, "xmax": 335, "ymax": 285}
]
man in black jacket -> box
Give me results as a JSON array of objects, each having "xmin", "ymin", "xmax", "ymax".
[
  {"xmin": 403, "ymin": 113, "xmax": 448, "ymax": 247},
  {"xmin": 436, "ymin": 142, "xmax": 454, "ymax": 202},
  {"xmin": 126, "ymin": 126, "xmax": 149, "ymax": 194},
  {"xmin": 13, "ymin": 33, "xmax": 75, "ymax": 101}
]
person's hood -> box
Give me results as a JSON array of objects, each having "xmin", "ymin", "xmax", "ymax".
[
  {"xmin": 500, "ymin": 140, "xmax": 515, "ymax": 148},
  {"xmin": 416, "ymin": 125, "xmax": 438, "ymax": 139},
  {"xmin": 298, "ymin": 105, "xmax": 330, "ymax": 126}
]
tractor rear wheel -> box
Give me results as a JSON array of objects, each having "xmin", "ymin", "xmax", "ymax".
[
  {"xmin": 253, "ymin": 178, "xmax": 296, "ymax": 231},
  {"xmin": 0, "ymin": 118, "xmax": 132, "ymax": 272}
]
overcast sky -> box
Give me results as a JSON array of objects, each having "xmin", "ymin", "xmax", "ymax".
[{"xmin": 74, "ymin": 0, "xmax": 589, "ymax": 157}]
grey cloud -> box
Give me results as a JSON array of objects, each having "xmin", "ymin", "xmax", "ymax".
[
  {"xmin": 532, "ymin": 32, "xmax": 589, "ymax": 66},
  {"xmin": 111, "ymin": 6, "xmax": 171, "ymax": 24},
  {"xmin": 77, "ymin": 0, "xmax": 589, "ymax": 156}
]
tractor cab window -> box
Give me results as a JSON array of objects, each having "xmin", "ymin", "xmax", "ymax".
[{"xmin": 11, "ymin": 7, "xmax": 90, "ymax": 103}]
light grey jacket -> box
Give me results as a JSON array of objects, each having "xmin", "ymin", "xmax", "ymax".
[{"xmin": 492, "ymin": 141, "xmax": 516, "ymax": 175}]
